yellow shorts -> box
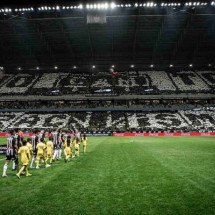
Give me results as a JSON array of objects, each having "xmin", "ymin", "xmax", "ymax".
[
  {"xmin": 37, "ymin": 154, "xmax": 45, "ymax": 159},
  {"xmin": 47, "ymin": 153, "xmax": 52, "ymax": 157},
  {"xmin": 65, "ymin": 149, "xmax": 71, "ymax": 155},
  {"xmin": 21, "ymin": 159, "xmax": 29, "ymax": 166}
]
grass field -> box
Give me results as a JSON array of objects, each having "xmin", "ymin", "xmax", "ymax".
[{"xmin": 0, "ymin": 136, "xmax": 215, "ymax": 215}]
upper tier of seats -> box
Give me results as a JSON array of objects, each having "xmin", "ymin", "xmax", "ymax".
[{"xmin": 0, "ymin": 71, "xmax": 214, "ymax": 96}]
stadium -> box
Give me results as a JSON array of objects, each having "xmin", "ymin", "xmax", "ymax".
[{"xmin": 0, "ymin": 0, "xmax": 214, "ymax": 214}]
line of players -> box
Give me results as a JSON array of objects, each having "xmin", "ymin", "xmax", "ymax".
[{"xmin": 2, "ymin": 128, "xmax": 88, "ymax": 178}]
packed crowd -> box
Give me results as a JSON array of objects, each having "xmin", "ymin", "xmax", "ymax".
[
  {"xmin": 0, "ymin": 110, "xmax": 214, "ymax": 132},
  {"xmin": 0, "ymin": 99, "xmax": 213, "ymax": 110},
  {"xmin": 2, "ymin": 128, "xmax": 88, "ymax": 178},
  {"xmin": 0, "ymin": 71, "xmax": 214, "ymax": 96}
]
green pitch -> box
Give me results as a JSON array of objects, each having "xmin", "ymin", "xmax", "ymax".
[{"xmin": 0, "ymin": 136, "xmax": 215, "ymax": 215}]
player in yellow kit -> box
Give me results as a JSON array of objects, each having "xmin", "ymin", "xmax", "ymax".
[
  {"xmin": 82, "ymin": 134, "xmax": 88, "ymax": 153},
  {"xmin": 36, "ymin": 138, "xmax": 50, "ymax": 169},
  {"xmin": 16, "ymin": 140, "xmax": 31, "ymax": 179},
  {"xmin": 63, "ymin": 139, "xmax": 72, "ymax": 162},
  {"xmin": 26, "ymin": 138, "xmax": 33, "ymax": 159},
  {"xmin": 73, "ymin": 137, "xmax": 80, "ymax": 157},
  {"xmin": 46, "ymin": 137, "xmax": 54, "ymax": 165}
]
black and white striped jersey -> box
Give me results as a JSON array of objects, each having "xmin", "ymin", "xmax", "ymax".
[
  {"xmin": 51, "ymin": 131, "xmax": 59, "ymax": 146},
  {"xmin": 31, "ymin": 135, "xmax": 39, "ymax": 151},
  {"xmin": 6, "ymin": 136, "xmax": 16, "ymax": 156}
]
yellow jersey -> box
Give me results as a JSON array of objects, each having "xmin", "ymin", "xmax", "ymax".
[
  {"xmin": 27, "ymin": 142, "xmax": 33, "ymax": 155},
  {"xmin": 18, "ymin": 146, "xmax": 30, "ymax": 165},
  {"xmin": 73, "ymin": 140, "xmax": 79, "ymax": 150},
  {"xmin": 63, "ymin": 137, "xmax": 67, "ymax": 144},
  {"xmin": 46, "ymin": 141, "xmax": 54, "ymax": 155},
  {"xmin": 82, "ymin": 137, "xmax": 88, "ymax": 145},
  {"xmin": 36, "ymin": 142, "xmax": 46, "ymax": 156},
  {"xmin": 63, "ymin": 143, "xmax": 72, "ymax": 155}
]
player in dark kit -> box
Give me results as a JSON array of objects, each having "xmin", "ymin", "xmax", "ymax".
[
  {"xmin": 74, "ymin": 129, "xmax": 81, "ymax": 142},
  {"xmin": 58, "ymin": 129, "xmax": 64, "ymax": 159},
  {"xmin": 62, "ymin": 130, "xmax": 70, "ymax": 143},
  {"xmin": 30, "ymin": 130, "xmax": 40, "ymax": 169},
  {"xmin": 14, "ymin": 128, "xmax": 22, "ymax": 148},
  {"xmin": 2, "ymin": 130, "xmax": 18, "ymax": 177},
  {"xmin": 52, "ymin": 129, "xmax": 60, "ymax": 160},
  {"xmin": 39, "ymin": 130, "xmax": 45, "ymax": 140},
  {"xmin": 12, "ymin": 128, "xmax": 22, "ymax": 171}
]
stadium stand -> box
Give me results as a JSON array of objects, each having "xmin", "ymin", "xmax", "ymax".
[
  {"xmin": 0, "ymin": 110, "xmax": 214, "ymax": 132},
  {"xmin": 0, "ymin": 99, "xmax": 213, "ymax": 110},
  {"xmin": 0, "ymin": 71, "xmax": 214, "ymax": 96}
]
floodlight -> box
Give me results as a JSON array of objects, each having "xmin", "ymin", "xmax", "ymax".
[
  {"xmin": 110, "ymin": 3, "xmax": 116, "ymax": 9},
  {"xmin": 104, "ymin": 3, "xmax": 109, "ymax": 9}
]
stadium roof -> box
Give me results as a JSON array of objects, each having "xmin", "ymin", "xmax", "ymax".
[{"xmin": 0, "ymin": 1, "xmax": 215, "ymax": 72}]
